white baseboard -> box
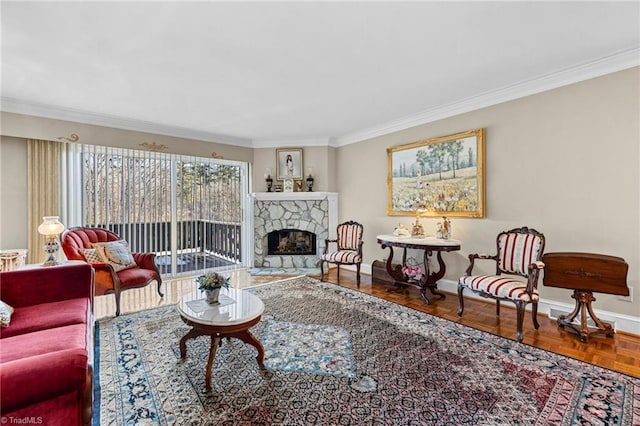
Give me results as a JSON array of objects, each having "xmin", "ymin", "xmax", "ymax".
[
  {"xmin": 331, "ymin": 263, "xmax": 372, "ymax": 275},
  {"xmin": 438, "ymin": 279, "xmax": 640, "ymax": 336},
  {"xmin": 337, "ymin": 263, "xmax": 640, "ymax": 336},
  {"xmin": 539, "ymin": 297, "xmax": 640, "ymax": 336}
]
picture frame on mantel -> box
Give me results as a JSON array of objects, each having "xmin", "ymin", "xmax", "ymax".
[
  {"xmin": 283, "ymin": 179, "xmax": 294, "ymax": 193},
  {"xmin": 276, "ymin": 148, "xmax": 303, "ymax": 180},
  {"xmin": 387, "ymin": 128, "xmax": 485, "ymax": 218}
]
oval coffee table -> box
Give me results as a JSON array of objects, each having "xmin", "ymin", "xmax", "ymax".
[{"xmin": 177, "ymin": 288, "xmax": 265, "ymax": 391}]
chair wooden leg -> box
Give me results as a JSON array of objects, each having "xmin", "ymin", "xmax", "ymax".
[
  {"xmin": 515, "ymin": 301, "xmax": 525, "ymax": 342},
  {"xmin": 356, "ymin": 263, "xmax": 361, "ymax": 287},
  {"xmin": 457, "ymin": 284, "xmax": 465, "ymax": 316},
  {"xmin": 114, "ymin": 290, "xmax": 121, "ymax": 316},
  {"xmin": 496, "ymin": 300, "xmax": 501, "ymax": 316},
  {"xmin": 320, "ymin": 260, "xmax": 326, "ymax": 282},
  {"xmin": 337, "ymin": 265, "xmax": 340, "ymax": 284},
  {"xmin": 156, "ymin": 279, "xmax": 164, "ymax": 297},
  {"xmin": 532, "ymin": 301, "xmax": 540, "ymax": 329}
]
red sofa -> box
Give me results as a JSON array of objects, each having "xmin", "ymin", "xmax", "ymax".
[{"xmin": 0, "ymin": 263, "xmax": 94, "ymax": 426}]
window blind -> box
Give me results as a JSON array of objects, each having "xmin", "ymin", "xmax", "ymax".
[{"xmin": 73, "ymin": 145, "xmax": 246, "ymax": 277}]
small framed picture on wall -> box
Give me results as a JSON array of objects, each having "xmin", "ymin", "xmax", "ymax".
[{"xmin": 276, "ymin": 148, "xmax": 303, "ymax": 180}]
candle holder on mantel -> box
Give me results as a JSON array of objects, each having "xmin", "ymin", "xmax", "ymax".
[
  {"xmin": 305, "ymin": 168, "xmax": 314, "ymax": 192},
  {"xmin": 264, "ymin": 168, "xmax": 274, "ymax": 192}
]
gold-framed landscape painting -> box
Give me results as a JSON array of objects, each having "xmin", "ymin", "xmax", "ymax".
[{"xmin": 387, "ymin": 128, "xmax": 485, "ymax": 218}]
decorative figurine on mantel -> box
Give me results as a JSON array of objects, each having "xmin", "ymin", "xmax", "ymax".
[{"xmin": 436, "ymin": 217, "xmax": 451, "ymax": 240}]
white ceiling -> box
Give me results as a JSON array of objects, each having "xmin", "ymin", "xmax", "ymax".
[{"xmin": 2, "ymin": 2, "xmax": 639, "ymax": 148}]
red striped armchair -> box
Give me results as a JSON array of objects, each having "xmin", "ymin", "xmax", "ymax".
[
  {"xmin": 320, "ymin": 221, "xmax": 364, "ymax": 286},
  {"xmin": 457, "ymin": 227, "xmax": 545, "ymax": 342}
]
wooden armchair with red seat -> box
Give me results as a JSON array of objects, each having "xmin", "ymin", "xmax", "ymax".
[{"xmin": 61, "ymin": 227, "xmax": 163, "ymax": 316}]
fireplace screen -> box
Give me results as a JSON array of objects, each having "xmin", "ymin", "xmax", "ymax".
[{"xmin": 267, "ymin": 229, "xmax": 317, "ymax": 255}]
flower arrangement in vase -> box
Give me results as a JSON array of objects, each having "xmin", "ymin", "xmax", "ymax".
[
  {"xmin": 196, "ymin": 272, "xmax": 230, "ymax": 304},
  {"xmin": 402, "ymin": 265, "xmax": 423, "ymax": 283}
]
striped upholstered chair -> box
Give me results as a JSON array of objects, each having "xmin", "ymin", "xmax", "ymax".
[
  {"xmin": 457, "ymin": 227, "xmax": 545, "ymax": 342},
  {"xmin": 320, "ymin": 221, "xmax": 364, "ymax": 286}
]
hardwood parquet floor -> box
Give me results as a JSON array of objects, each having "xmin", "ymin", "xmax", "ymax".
[{"xmin": 95, "ymin": 268, "xmax": 640, "ymax": 379}]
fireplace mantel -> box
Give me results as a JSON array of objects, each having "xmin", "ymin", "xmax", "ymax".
[
  {"xmin": 250, "ymin": 192, "xmax": 338, "ymax": 202},
  {"xmin": 248, "ymin": 192, "xmax": 338, "ymax": 268}
]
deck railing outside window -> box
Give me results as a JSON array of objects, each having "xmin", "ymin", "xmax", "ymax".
[{"xmin": 71, "ymin": 145, "xmax": 246, "ymax": 276}]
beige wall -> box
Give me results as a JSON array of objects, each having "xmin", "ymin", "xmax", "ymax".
[
  {"xmin": 1, "ymin": 67, "xmax": 638, "ymax": 318},
  {"xmin": 337, "ymin": 67, "xmax": 640, "ymax": 316},
  {"xmin": 0, "ymin": 113, "xmax": 253, "ymax": 254},
  {"xmin": 252, "ymin": 145, "xmax": 336, "ymax": 193},
  {"xmin": 0, "ymin": 136, "xmax": 28, "ymax": 248},
  {"xmin": 0, "ymin": 112, "xmax": 254, "ymax": 162}
]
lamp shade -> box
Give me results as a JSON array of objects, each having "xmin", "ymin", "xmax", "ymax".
[{"xmin": 38, "ymin": 216, "xmax": 65, "ymax": 236}]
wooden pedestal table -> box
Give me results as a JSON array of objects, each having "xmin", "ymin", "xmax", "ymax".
[
  {"xmin": 542, "ymin": 252, "xmax": 629, "ymax": 342},
  {"xmin": 376, "ymin": 234, "xmax": 461, "ymax": 304},
  {"xmin": 177, "ymin": 288, "xmax": 265, "ymax": 391}
]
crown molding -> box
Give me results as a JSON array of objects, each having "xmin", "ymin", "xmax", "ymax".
[
  {"xmin": 0, "ymin": 97, "xmax": 253, "ymax": 147},
  {"xmin": 335, "ymin": 47, "xmax": 640, "ymax": 146},
  {"xmin": 2, "ymin": 48, "xmax": 638, "ymax": 149},
  {"xmin": 252, "ymin": 137, "xmax": 334, "ymax": 149}
]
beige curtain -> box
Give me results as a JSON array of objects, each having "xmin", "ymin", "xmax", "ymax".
[{"xmin": 27, "ymin": 139, "xmax": 64, "ymax": 263}]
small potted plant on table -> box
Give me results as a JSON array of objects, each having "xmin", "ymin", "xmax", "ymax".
[{"xmin": 196, "ymin": 272, "xmax": 230, "ymax": 305}]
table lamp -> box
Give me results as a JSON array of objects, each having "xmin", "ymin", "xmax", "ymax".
[{"xmin": 38, "ymin": 216, "xmax": 65, "ymax": 266}]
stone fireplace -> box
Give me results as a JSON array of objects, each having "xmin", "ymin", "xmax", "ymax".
[
  {"xmin": 267, "ymin": 229, "xmax": 316, "ymax": 256},
  {"xmin": 249, "ymin": 192, "xmax": 338, "ymax": 268}
]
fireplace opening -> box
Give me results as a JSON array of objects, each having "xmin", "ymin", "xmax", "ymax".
[{"xmin": 267, "ymin": 229, "xmax": 317, "ymax": 255}]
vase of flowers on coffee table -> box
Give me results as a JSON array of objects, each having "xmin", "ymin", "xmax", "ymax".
[{"xmin": 196, "ymin": 272, "xmax": 230, "ymax": 305}]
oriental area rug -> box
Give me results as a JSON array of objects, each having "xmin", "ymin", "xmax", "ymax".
[{"xmin": 94, "ymin": 276, "xmax": 640, "ymax": 425}]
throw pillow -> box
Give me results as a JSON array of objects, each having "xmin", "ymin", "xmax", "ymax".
[
  {"xmin": 0, "ymin": 300, "xmax": 14, "ymax": 327},
  {"xmin": 81, "ymin": 248, "xmax": 103, "ymax": 263},
  {"xmin": 92, "ymin": 240, "xmax": 137, "ymax": 272}
]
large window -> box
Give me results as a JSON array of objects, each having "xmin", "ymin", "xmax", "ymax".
[{"xmin": 74, "ymin": 145, "xmax": 247, "ymax": 276}]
